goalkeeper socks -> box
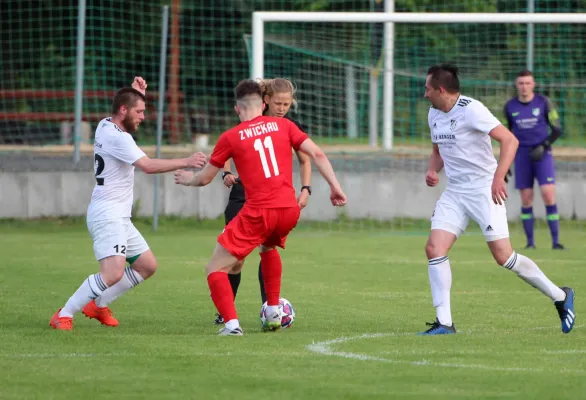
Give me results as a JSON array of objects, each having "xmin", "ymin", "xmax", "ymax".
[
  {"xmin": 521, "ymin": 207, "xmax": 535, "ymax": 246},
  {"xmin": 428, "ymin": 256, "xmax": 453, "ymax": 326},
  {"xmin": 207, "ymin": 272, "xmax": 238, "ymax": 323},
  {"xmin": 228, "ymin": 271, "xmax": 242, "ymax": 299},
  {"xmin": 546, "ymin": 204, "xmax": 560, "ymax": 245},
  {"xmin": 258, "ymin": 261, "xmax": 267, "ymax": 304},
  {"xmin": 59, "ymin": 273, "xmax": 108, "ymax": 318},
  {"xmin": 503, "ymin": 252, "xmax": 566, "ymax": 302},
  {"xmin": 95, "ymin": 266, "xmax": 144, "ymax": 308},
  {"xmin": 260, "ymin": 249, "xmax": 282, "ymax": 306}
]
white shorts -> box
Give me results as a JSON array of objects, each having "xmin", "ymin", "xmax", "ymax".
[
  {"xmin": 430, "ymin": 186, "xmax": 509, "ymax": 242},
  {"xmin": 87, "ymin": 218, "xmax": 149, "ymax": 261}
]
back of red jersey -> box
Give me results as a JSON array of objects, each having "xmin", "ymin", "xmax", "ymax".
[{"xmin": 209, "ymin": 115, "xmax": 309, "ymax": 208}]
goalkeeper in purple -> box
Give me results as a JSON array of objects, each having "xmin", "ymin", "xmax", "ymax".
[{"xmin": 504, "ymin": 70, "xmax": 563, "ymax": 250}]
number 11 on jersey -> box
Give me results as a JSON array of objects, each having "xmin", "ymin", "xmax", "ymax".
[{"xmin": 254, "ymin": 136, "xmax": 279, "ymax": 178}]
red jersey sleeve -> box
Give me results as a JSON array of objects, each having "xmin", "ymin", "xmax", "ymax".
[
  {"xmin": 209, "ymin": 132, "xmax": 232, "ymax": 168},
  {"xmin": 287, "ymin": 120, "xmax": 309, "ymax": 151}
]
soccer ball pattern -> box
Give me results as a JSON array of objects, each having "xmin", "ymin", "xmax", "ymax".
[{"xmin": 260, "ymin": 298, "xmax": 295, "ymax": 329}]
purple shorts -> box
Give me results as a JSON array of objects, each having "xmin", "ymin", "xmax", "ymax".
[{"xmin": 514, "ymin": 146, "xmax": 556, "ymax": 190}]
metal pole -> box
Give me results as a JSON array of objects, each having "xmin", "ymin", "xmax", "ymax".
[
  {"xmin": 369, "ymin": 69, "xmax": 379, "ymax": 148},
  {"xmin": 73, "ymin": 0, "xmax": 86, "ymax": 164},
  {"xmin": 345, "ymin": 65, "xmax": 357, "ymax": 139},
  {"xmin": 382, "ymin": 0, "xmax": 394, "ymax": 151},
  {"xmin": 252, "ymin": 13, "xmax": 264, "ymax": 79},
  {"xmin": 153, "ymin": 6, "xmax": 170, "ymax": 232},
  {"xmin": 527, "ymin": 0, "xmax": 535, "ymax": 71},
  {"xmin": 169, "ymin": 0, "xmax": 180, "ymax": 144}
]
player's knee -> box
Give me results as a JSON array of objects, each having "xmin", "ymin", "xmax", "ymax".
[
  {"xmin": 494, "ymin": 252, "xmax": 512, "ymax": 266},
  {"xmin": 139, "ymin": 259, "xmax": 157, "ymax": 279},
  {"xmin": 490, "ymin": 244, "xmax": 514, "ymax": 266},
  {"xmin": 131, "ymin": 252, "xmax": 158, "ymax": 279},
  {"xmin": 102, "ymin": 269, "xmax": 125, "ymax": 286},
  {"xmin": 520, "ymin": 189, "xmax": 534, "ymax": 207},
  {"xmin": 542, "ymin": 190, "xmax": 556, "ymax": 205},
  {"xmin": 425, "ymin": 240, "xmax": 443, "ymax": 259},
  {"xmin": 230, "ymin": 260, "xmax": 244, "ymax": 274}
]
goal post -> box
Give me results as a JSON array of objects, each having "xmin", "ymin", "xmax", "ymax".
[{"xmin": 252, "ymin": 11, "xmax": 586, "ymax": 151}]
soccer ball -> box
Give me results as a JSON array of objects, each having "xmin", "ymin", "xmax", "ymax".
[{"xmin": 260, "ymin": 298, "xmax": 295, "ymax": 329}]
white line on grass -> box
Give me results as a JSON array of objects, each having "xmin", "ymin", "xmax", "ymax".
[
  {"xmin": 542, "ymin": 350, "xmax": 586, "ymax": 354},
  {"xmin": 306, "ymin": 327, "xmax": 585, "ymax": 374},
  {"xmin": 1, "ymin": 353, "xmax": 137, "ymax": 359}
]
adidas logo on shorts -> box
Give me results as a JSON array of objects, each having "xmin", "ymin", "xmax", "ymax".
[{"xmin": 485, "ymin": 225, "xmax": 493, "ymax": 232}]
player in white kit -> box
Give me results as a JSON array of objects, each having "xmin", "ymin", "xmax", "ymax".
[
  {"xmin": 420, "ymin": 64, "xmax": 575, "ymax": 335},
  {"xmin": 50, "ymin": 77, "xmax": 207, "ymax": 330}
]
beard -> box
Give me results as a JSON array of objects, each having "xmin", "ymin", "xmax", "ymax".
[{"xmin": 122, "ymin": 114, "xmax": 139, "ymax": 133}]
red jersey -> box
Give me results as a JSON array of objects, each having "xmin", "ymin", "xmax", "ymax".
[{"xmin": 209, "ymin": 115, "xmax": 309, "ymax": 208}]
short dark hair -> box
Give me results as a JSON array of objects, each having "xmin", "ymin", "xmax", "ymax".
[
  {"xmin": 111, "ymin": 88, "xmax": 146, "ymax": 115},
  {"xmin": 517, "ymin": 69, "xmax": 534, "ymax": 78},
  {"xmin": 427, "ymin": 63, "xmax": 460, "ymax": 93},
  {"xmin": 234, "ymin": 79, "xmax": 262, "ymax": 101}
]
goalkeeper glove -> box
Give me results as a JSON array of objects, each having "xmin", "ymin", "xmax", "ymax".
[{"xmin": 529, "ymin": 139, "xmax": 551, "ymax": 162}]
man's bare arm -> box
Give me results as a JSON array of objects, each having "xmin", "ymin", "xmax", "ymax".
[
  {"xmin": 298, "ymin": 139, "xmax": 340, "ymax": 190},
  {"xmin": 428, "ymin": 144, "xmax": 444, "ymax": 173},
  {"xmin": 134, "ymin": 152, "xmax": 206, "ymax": 174},
  {"xmin": 187, "ymin": 163, "xmax": 220, "ymax": 187},
  {"xmin": 489, "ymin": 124, "xmax": 519, "ymax": 180}
]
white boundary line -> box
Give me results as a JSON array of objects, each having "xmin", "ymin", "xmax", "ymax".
[
  {"xmin": 1, "ymin": 352, "xmax": 138, "ymax": 359},
  {"xmin": 306, "ymin": 327, "xmax": 586, "ymax": 374}
]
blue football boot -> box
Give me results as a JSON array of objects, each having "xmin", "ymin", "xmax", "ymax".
[
  {"xmin": 555, "ymin": 287, "xmax": 575, "ymax": 334},
  {"xmin": 417, "ymin": 319, "xmax": 456, "ymax": 335}
]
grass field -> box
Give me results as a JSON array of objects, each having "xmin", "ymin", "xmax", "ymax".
[{"xmin": 1, "ymin": 219, "xmax": 585, "ymax": 400}]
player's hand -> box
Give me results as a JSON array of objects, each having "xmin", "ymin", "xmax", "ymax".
[
  {"xmin": 491, "ymin": 176, "xmax": 508, "ymax": 205},
  {"xmin": 187, "ymin": 152, "xmax": 207, "ymax": 169},
  {"xmin": 297, "ymin": 190, "xmax": 309, "ymax": 209},
  {"xmin": 131, "ymin": 76, "xmax": 147, "ymax": 95},
  {"xmin": 174, "ymin": 169, "xmax": 194, "ymax": 186},
  {"xmin": 529, "ymin": 144, "xmax": 545, "ymax": 161},
  {"xmin": 330, "ymin": 186, "xmax": 347, "ymax": 207},
  {"xmin": 425, "ymin": 169, "xmax": 439, "ymax": 187},
  {"xmin": 223, "ymin": 173, "xmax": 237, "ymax": 188}
]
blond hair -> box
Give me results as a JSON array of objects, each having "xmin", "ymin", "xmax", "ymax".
[{"xmin": 257, "ymin": 78, "xmax": 297, "ymax": 105}]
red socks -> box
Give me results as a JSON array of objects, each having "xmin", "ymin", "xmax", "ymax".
[
  {"xmin": 207, "ymin": 272, "xmax": 237, "ymax": 322},
  {"xmin": 260, "ymin": 249, "xmax": 282, "ymax": 306}
]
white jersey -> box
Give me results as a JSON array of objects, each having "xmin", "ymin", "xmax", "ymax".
[
  {"xmin": 86, "ymin": 118, "xmax": 146, "ymax": 222},
  {"xmin": 428, "ymin": 95, "xmax": 502, "ymax": 192}
]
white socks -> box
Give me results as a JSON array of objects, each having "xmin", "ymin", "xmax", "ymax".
[
  {"xmin": 428, "ymin": 256, "xmax": 453, "ymax": 326},
  {"xmin": 265, "ymin": 305, "xmax": 280, "ymax": 321},
  {"xmin": 225, "ymin": 319, "xmax": 240, "ymax": 330},
  {"xmin": 95, "ymin": 266, "xmax": 144, "ymax": 308},
  {"xmin": 59, "ymin": 273, "xmax": 108, "ymax": 318},
  {"xmin": 502, "ymin": 252, "xmax": 566, "ymax": 302}
]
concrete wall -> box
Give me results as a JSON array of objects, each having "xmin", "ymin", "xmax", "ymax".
[{"xmin": 2, "ymin": 169, "xmax": 586, "ymax": 221}]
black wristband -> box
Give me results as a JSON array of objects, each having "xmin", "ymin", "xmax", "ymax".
[
  {"xmin": 301, "ymin": 185, "xmax": 312, "ymax": 195},
  {"xmin": 222, "ymin": 171, "xmax": 232, "ymax": 180}
]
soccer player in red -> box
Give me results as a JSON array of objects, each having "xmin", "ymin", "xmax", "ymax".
[{"xmin": 174, "ymin": 79, "xmax": 346, "ymax": 335}]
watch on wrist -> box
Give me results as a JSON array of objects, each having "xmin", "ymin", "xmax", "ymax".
[
  {"xmin": 301, "ymin": 185, "xmax": 312, "ymax": 195},
  {"xmin": 222, "ymin": 171, "xmax": 232, "ymax": 180}
]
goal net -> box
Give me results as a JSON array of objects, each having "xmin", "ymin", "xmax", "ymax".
[{"xmin": 250, "ymin": 10, "xmax": 586, "ymax": 230}]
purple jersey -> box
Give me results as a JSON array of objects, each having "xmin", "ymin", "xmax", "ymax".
[{"xmin": 503, "ymin": 94, "xmax": 560, "ymax": 147}]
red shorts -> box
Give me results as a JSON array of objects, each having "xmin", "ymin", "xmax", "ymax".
[{"xmin": 218, "ymin": 206, "xmax": 301, "ymax": 260}]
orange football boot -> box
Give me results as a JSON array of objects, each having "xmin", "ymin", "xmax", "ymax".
[
  {"xmin": 50, "ymin": 309, "xmax": 73, "ymax": 330},
  {"xmin": 82, "ymin": 300, "xmax": 119, "ymax": 327}
]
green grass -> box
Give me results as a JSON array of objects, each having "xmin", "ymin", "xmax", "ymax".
[{"xmin": 1, "ymin": 219, "xmax": 585, "ymax": 399}]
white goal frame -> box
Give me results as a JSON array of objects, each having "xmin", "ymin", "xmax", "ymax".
[{"xmin": 252, "ymin": 12, "xmax": 586, "ymax": 150}]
